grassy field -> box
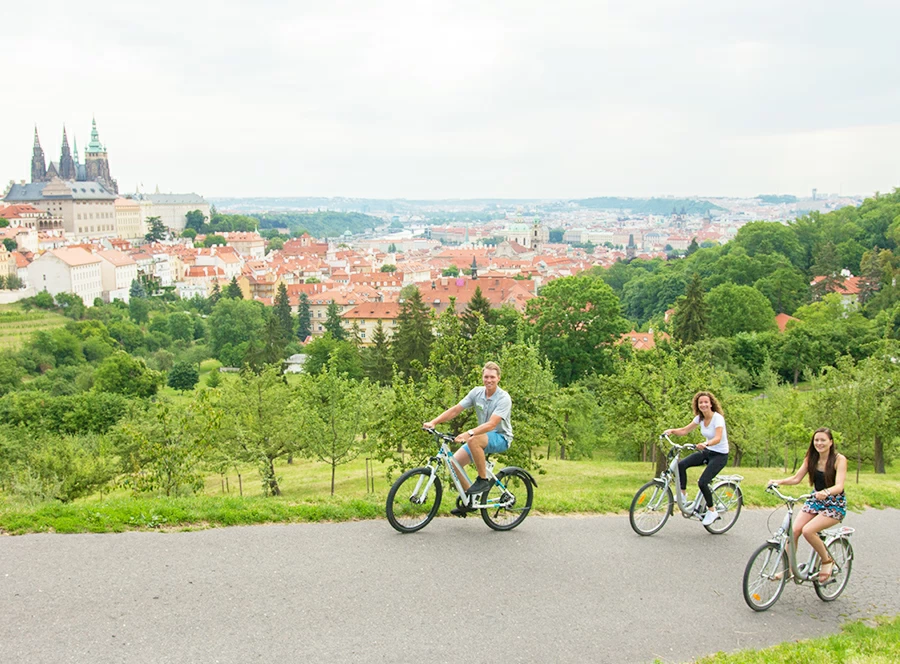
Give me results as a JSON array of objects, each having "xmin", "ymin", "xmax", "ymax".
[
  {"xmin": 692, "ymin": 615, "xmax": 900, "ymax": 663},
  {"xmin": 0, "ymin": 305, "xmax": 68, "ymax": 350},
  {"xmin": 1, "ymin": 454, "xmax": 897, "ymax": 535}
]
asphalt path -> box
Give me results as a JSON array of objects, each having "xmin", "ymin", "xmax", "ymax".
[{"xmin": 2, "ymin": 507, "xmax": 899, "ymax": 664}]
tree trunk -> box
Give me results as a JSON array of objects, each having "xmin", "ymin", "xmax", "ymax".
[
  {"xmin": 793, "ymin": 368, "xmax": 799, "ymax": 387},
  {"xmin": 262, "ymin": 458, "xmax": 281, "ymax": 496},
  {"xmin": 874, "ymin": 434, "xmax": 885, "ymax": 474},
  {"xmin": 331, "ymin": 463, "xmax": 336, "ymax": 496}
]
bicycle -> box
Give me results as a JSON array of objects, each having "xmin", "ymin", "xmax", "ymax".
[
  {"xmin": 629, "ymin": 433, "xmax": 744, "ymax": 536},
  {"xmin": 742, "ymin": 483, "xmax": 854, "ymax": 611},
  {"xmin": 385, "ymin": 428, "xmax": 537, "ymax": 533}
]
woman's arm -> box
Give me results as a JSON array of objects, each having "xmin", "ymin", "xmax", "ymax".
[
  {"xmin": 822, "ymin": 454, "xmax": 847, "ymax": 498},
  {"xmin": 699, "ymin": 425, "xmax": 723, "ymax": 450},
  {"xmin": 769, "ymin": 458, "xmax": 809, "ymax": 487},
  {"xmin": 664, "ymin": 420, "xmax": 698, "ymax": 437}
]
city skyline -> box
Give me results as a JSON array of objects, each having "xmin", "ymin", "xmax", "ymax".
[{"xmin": 5, "ymin": 1, "xmax": 900, "ymax": 200}]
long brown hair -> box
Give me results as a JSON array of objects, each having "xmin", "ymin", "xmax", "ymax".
[
  {"xmin": 691, "ymin": 391, "xmax": 723, "ymax": 420},
  {"xmin": 806, "ymin": 427, "xmax": 837, "ymax": 487}
]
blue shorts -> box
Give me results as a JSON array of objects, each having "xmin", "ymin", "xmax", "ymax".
[{"xmin": 461, "ymin": 431, "xmax": 510, "ymax": 460}]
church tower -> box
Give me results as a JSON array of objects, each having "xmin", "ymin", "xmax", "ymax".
[
  {"xmin": 84, "ymin": 117, "xmax": 118, "ymax": 193},
  {"xmin": 31, "ymin": 126, "xmax": 46, "ymax": 182},
  {"xmin": 59, "ymin": 126, "xmax": 76, "ymax": 180},
  {"xmin": 532, "ymin": 217, "xmax": 542, "ymax": 254}
]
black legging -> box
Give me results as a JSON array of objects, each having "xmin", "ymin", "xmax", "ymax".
[{"xmin": 678, "ymin": 449, "xmax": 729, "ymax": 508}]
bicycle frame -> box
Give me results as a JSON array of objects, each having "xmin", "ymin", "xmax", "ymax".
[
  {"xmin": 415, "ymin": 430, "xmax": 519, "ymax": 510},
  {"xmin": 657, "ymin": 434, "xmax": 744, "ymax": 519},
  {"xmin": 765, "ymin": 485, "xmax": 855, "ymax": 584}
]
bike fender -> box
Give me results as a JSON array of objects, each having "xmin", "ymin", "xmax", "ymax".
[{"xmin": 502, "ymin": 466, "xmax": 538, "ymax": 488}]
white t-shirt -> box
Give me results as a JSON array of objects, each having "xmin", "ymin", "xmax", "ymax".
[{"xmin": 694, "ymin": 412, "xmax": 728, "ymax": 454}]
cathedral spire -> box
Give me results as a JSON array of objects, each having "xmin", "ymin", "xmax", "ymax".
[
  {"xmin": 31, "ymin": 125, "xmax": 47, "ymax": 182},
  {"xmin": 86, "ymin": 116, "xmax": 104, "ymax": 153},
  {"xmin": 59, "ymin": 125, "xmax": 76, "ymax": 180}
]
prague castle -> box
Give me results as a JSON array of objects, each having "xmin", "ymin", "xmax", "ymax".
[{"xmin": 29, "ymin": 118, "xmax": 118, "ymax": 194}]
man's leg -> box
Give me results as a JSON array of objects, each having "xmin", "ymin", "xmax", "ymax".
[
  {"xmin": 453, "ymin": 447, "xmax": 473, "ymax": 491},
  {"xmin": 465, "ymin": 434, "xmax": 491, "ymax": 494}
]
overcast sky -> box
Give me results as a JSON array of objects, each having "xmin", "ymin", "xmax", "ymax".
[{"xmin": 5, "ymin": 1, "xmax": 900, "ymax": 200}]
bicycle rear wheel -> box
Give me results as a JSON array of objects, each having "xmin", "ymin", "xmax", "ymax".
[
  {"xmin": 814, "ymin": 538, "xmax": 853, "ymax": 601},
  {"xmin": 743, "ymin": 542, "xmax": 788, "ymax": 611},
  {"xmin": 386, "ymin": 468, "xmax": 442, "ymax": 533},
  {"xmin": 704, "ymin": 482, "xmax": 743, "ymax": 535},
  {"xmin": 629, "ymin": 480, "xmax": 672, "ymax": 536},
  {"xmin": 480, "ymin": 468, "xmax": 534, "ymax": 531}
]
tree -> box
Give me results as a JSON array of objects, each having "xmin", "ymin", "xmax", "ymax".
[
  {"xmin": 811, "ymin": 241, "xmax": 844, "ymax": 300},
  {"xmin": 267, "ymin": 236, "xmax": 284, "ymax": 251},
  {"xmin": 208, "ymin": 298, "xmax": 266, "ymax": 362},
  {"xmin": 181, "ymin": 228, "xmax": 197, "ymax": 240},
  {"xmin": 129, "ymin": 279, "xmax": 147, "ymax": 299},
  {"xmin": 203, "ymin": 235, "xmax": 227, "ymax": 247},
  {"xmin": 144, "ymin": 216, "xmax": 167, "ymax": 242},
  {"xmin": 224, "ymin": 277, "xmax": 243, "ymax": 300},
  {"xmin": 672, "ymin": 273, "xmax": 707, "ymax": 345},
  {"xmin": 324, "ymin": 300, "xmax": 346, "ymax": 340},
  {"xmin": 462, "ymin": 285, "xmax": 494, "ymax": 338},
  {"xmin": 753, "ymin": 266, "xmax": 809, "ymax": 315},
  {"xmin": 185, "ymin": 209, "xmax": 207, "ymax": 232},
  {"xmin": 362, "ymin": 320, "xmax": 393, "ymax": 385},
  {"xmin": 302, "ymin": 334, "xmax": 362, "ymax": 379},
  {"xmin": 93, "ymin": 351, "xmax": 163, "ymax": 398},
  {"xmin": 392, "ymin": 287, "xmax": 433, "ymax": 379},
  {"xmin": 297, "ymin": 292, "xmax": 312, "ymax": 341},
  {"xmin": 442, "ymin": 265, "xmax": 460, "ymax": 277},
  {"xmin": 705, "ymin": 283, "xmax": 777, "ymax": 338},
  {"xmin": 167, "ymin": 361, "xmax": 199, "ymax": 393},
  {"xmin": 296, "ymin": 362, "xmax": 378, "ymax": 495},
  {"xmin": 128, "ymin": 296, "xmax": 150, "ymax": 324},
  {"xmin": 212, "ymin": 367, "xmax": 300, "ymax": 496},
  {"xmin": 526, "ymin": 275, "xmax": 628, "ymax": 385},
  {"xmin": 209, "ymin": 282, "xmax": 222, "ymax": 306},
  {"xmin": 273, "ymin": 282, "xmax": 293, "ymax": 341},
  {"xmin": 549, "ymin": 228, "xmax": 564, "ymax": 243},
  {"xmin": 380, "ymin": 264, "xmax": 397, "ymax": 273}
]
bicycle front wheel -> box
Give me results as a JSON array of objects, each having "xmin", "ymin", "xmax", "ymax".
[
  {"xmin": 480, "ymin": 468, "xmax": 534, "ymax": 531},
  {"xmin": 386, "ymin": 467, "xmax": 442, "ymax": 533},
  {"xmin": 743, "ymin": 542, "xmax": 788, "ymax": 611},
  {"xmin": 814, "ymin": 538, "xmax": 853, "ymax": 601},
  {"xmin": 704, "ymin": 482, "xmax": 743, "ymax": 535},
  {"xmin": 629, "ymin": 480, "xmax": 673, "ymax": 536}
]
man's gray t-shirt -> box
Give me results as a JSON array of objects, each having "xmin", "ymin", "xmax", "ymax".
[{"xmin": 458, "ymin": 386, "xmax": 513, "ymax": 442}]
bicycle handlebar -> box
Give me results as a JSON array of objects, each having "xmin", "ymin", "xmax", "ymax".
[
  {"xmin": 659, "ymin": 433, "xmax": 696, "ymax": 452},
  {"xmin": 766, "ymin": 483, "xmax": 814, "ymax": 503},
  {"xmin": 422, "ymin": 427, "xmax": 456, "ymax": 442}
]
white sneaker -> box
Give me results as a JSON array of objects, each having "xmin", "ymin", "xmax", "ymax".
[{"xmin": 701, "ymin": 509, "xmax": 719, "ymax": 526}]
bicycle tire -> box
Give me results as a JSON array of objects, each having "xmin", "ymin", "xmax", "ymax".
[
  {"xmin": 703, "ymin": 482, "xmax": 743, "ymax": 535},
  {"xmin": 480, "ymin": 468, "xmax": 534, "ymax": 531},
  {"xmin": 629, "ymin": 480, "xmax": 672, "ymax": 536},
  {"xmin": 386, "ymin": 467, "xmax": 442, "ymax": 533},
  {"xmin": 743, "ymin": 542, "xmax": 789, "ymax": 611},
  {"xmin": 814, "ymin": 538, "xmax": 853, "ymax": 601}
]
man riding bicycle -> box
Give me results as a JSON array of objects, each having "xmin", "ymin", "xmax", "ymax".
[{"xmin": 423, "ymin": 361, "xmax": 513, "ymax": 515}]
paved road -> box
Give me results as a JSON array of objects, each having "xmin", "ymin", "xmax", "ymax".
[{"xmin": 2, "ymin": 508, "xmax": 898, "ymax": 664}]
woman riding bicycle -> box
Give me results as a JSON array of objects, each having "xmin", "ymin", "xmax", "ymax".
[
  {"xmin": 768, "ymin": 427, "xmax": 847, "ymax": 583},
  {"xmin": 664, "ymin": 391, "xmax": 729, "ymax": 527}
]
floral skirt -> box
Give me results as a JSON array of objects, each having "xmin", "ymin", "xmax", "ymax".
[{"xmin": 802, "ymin": 492, "xmax": 846, "ymax": 521}]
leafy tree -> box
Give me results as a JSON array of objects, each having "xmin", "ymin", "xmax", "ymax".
[
  {"xmin": 128, "ymin": 296, "xmax": 150, "ymax": 324},
  {"xmin": 549, "ymin": 228, "xmax": 564, "ymax": 243},
  {"xmin": 181, "ymin": 228, "xmax": 197, "ymax": 240},
  {"xmin": 753, "ymin": 266, "xmax": 809, "ymax": 315},
  {"xmin": 810, "ymin": 241, "xmax": 843, "ymax": 300},
  {"xmin": 392, "ymin": 287, "xmax": 433, "ymax": 379},
  {"xmin": 302, "ymin": 334, "xmax": 362, "ymax": 379},
  {"xmin": 267, "ymin": 236, "xmax": 284, "ymax": 251},
  {"xmin": 203, "ymin": 235, "xmax": 227, "ymax": 248},
  {"xmin": 144, "ymin": 216, "xmax": 167, "ymax": 242},
  {"xmin": 296, "ymin": 362, "xmax": 379, "ymax": 495},
  {"xmin": 167, "ymin": 361, "xmax": 199, "ymax": 393},
  {"xmin": 205, "ymin": 368, "xmax": 222, "ymax": 388},
  {"xmin": 324, "ymin": 300, "xmax": 346, "ymax": 340},
  {"xmin": 55, "ymin": 292, "xmax": 86, "ymax": 320},
  {"xmin": 731, "ymin": 220, "xmax": 805, "ymax": 270},
  {"xmin": 297, "ymin": 292, "xmax": 312, "ymax": 341},
  {"xmin": 207, "ymin": 298, "xmax": 266, "ymax": 362},
  {"xmin": 380, "ymin": 264, "xmax": 397, "ymax": 273},
  {"xmin": 2, "ymin": 239, "xmax": 15, "ymax": 252},
  {"xmin": 0, "ymin": 354, "xmax": 24, "ymax": 396},
  {"xmin": 209, "ymin": 282, "xmax": 222, "ymax": 306},
  {"xmin": 224, "ymin": 277, "xmax": 243, "ymax": 300},
  {"xmin": 185, "ymin": 209, "xmax": 207, "ymax": 232},
  {"xmin": 705, "ymin": 283, "xmax": 777, "ymax": 338},
  {"xmin": 672, "ymin": 273, "xmax": 707, "ymax": 345},
  {"xmin": 167, "ymin": 312, "xmax": 195, "ymax": 342},
  {"xmin": 212, "ymin": 367, "xmax": 300, "ymax": 496},
  {"xmin": 526, "ymin": 275, "xmax": 628, "ymax": 385},
  {"xmin": 442, "ymin": 265, "xmax": 460, "ymax": 277},
  {"xmin": 93, "ymin": 351, "xmax": 163, "ymax": 398}
]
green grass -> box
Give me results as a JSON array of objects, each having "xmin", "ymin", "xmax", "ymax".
[
  {"xmin": 0, "ymin": 305, "xmax": 68, "ymax": 350},
  {"xmin": 691, "ymin": 615, "xmax": 900, "ymax": 663},
  {"xmin": 1, "ymin": 455, "xmax": 898, "ymax": 535}
]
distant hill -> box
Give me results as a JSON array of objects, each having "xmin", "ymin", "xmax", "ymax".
[
  {"xmin": 573, "ymin": 197, "xmax": 724, "ymax": 215},
  {"xmin": 255, "ymin": 211, "xmax": 381, "ymax": 238},
  {"xmin": 756, "ymin": 194, "xmax": 798, "ymax": 204}
]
